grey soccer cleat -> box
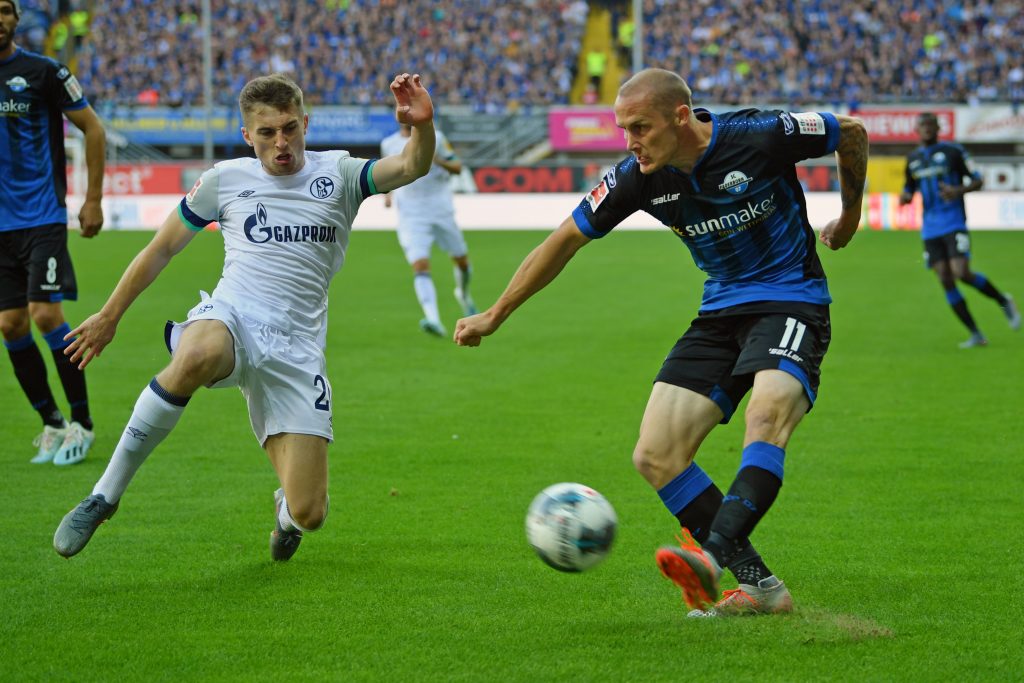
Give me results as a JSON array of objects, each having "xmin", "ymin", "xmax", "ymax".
[
  {"xmin": 687, "ymin": 575, "xmax": 794, "ymax": 617},
  {"xmin": 419, "ymin": 318, "xmax": 447, "ymax": 338},
  {"xmin": 958, "ymin": 332, "xmax": 988, "ymax": 349},
  {"xmin": 54, "ymin": 494, "xmax": 119, "ymax": 558},
  {"xmin": 270, "ymin": 488, "xmax": 303, "ymax": 562},
  {"xmin": 1002, "ymin": 294, "xmax": 1021, "ymax": 331}
]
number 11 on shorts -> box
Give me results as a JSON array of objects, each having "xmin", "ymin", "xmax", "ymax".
[{"xmin": 779, "ymin": 317, "xmax": 806, "ymax": 351}]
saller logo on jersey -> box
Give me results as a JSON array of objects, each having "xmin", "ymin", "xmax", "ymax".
[
  {"xmin": 243, "ymin": 202, "xmax": 338, "ymax": 244},
  {"xmin": 780, "ymin": 112, "xmax": 795, "ymax": 135}
]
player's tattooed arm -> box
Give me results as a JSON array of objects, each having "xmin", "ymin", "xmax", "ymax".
[
  {"xmin": 819, "ymin": 115, "xmax": 868, "ymax": 250},
  {"xmin": 835, "ymin": 115, "xmax": 868, "ymax": 212}
]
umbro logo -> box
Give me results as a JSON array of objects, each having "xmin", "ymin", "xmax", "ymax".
[
  {"xmin": 127, "ymin": 427, "xmax": 148, "ymax": 441},
  {"xmin": 238, "ymin": 190, "xmax": 255, "ymax": 197}
]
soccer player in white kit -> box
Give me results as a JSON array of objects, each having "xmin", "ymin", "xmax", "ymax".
[
  {"xmin": 380, "ymin": 123, "xmax": 476, "ymax": 337},
  {"xmin": 52, "ymin": 72, "xmax": 437, "ymax": 561}
]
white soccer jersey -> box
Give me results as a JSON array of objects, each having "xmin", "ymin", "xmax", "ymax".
[
  {"xmin": 180, "ymin": 150, "xmax": 375, "ymax": 346},
  {"xmin": 380, "ymin": 129, "xmax": 456, "ymax": 214}
]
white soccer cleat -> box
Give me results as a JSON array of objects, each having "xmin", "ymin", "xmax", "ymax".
[
  {"xmin": 31, "ymin": 423, "xmax": 68, "ymax": 464},
  {"xmin": 419, "ymin": 318, "xmax": 447, "ymax": 338},
  {"xmin": 454, "ymin": 287, "xmax": 477, "ymax": 316},
  {"xmin": 686, "ymin": 575, "xmax": 794, "ymax": 617},
  {"xmin": 52, "ymin": 422, "xmax": 95, "ymax": 466},
  {"xmin": 1003, "ymin": 294, "xmax": 1021, "ymax": 331},
  {"xmin": 958, "ymin": 332, "xmax": 988, "ymax": 349}
]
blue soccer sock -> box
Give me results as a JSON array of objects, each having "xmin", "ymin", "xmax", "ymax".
[
  {"xmin": 4, "ymin": 333, "xmax": 64, "ymax": 427},
  {"xmin": 945, "ymin": 287, "xmax": 980, "ymax": 333},
  {"xmin": 966, "ymin": 273, "xmax": 1008, "ymax": 306},
  {"xmin": 704, "ymin": 442, "xmax": 784, "ymax": 565},
  {"xmin": 44, "ymin": 323, "xmax": 91, "ymax": 430},
  {"xmin": 658, "ymin": 462, "xmax": 721, "ymax": 544}
]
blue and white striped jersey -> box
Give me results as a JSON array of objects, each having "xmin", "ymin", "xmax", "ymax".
[
  {"xmin": 0, "ymin": 47, "xmax": 89, "ymax": 231},
  {"xmin": 903, "ymin": 142, "xmax": 980, "ymax": 240},
  {"xmin": 572, "ymin": 108, "xmax": 841, "ymax": 312}
]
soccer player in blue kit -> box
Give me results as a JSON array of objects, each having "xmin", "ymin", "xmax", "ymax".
[
  {"xmin": 900, "ymin": 112, "xmax": 1019, "ymax": 348},
  {"xmin": 0, "ymin": 0, "xmax": 106, "ymax": 465},
  {"xmin": 455, "ymin": 69, "xmax": 868, "ymax": 617}
]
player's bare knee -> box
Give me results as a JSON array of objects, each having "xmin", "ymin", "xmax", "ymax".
[
  {"xmin": 289, "ymin": 498, "xmax": 327, "ymax": 531},
  {"xmin": 168, "ymin": 342, "xmax": 224, "ymax": 386},
  {"xmin": 744, "ymin": 401, "xmax": 786, "ymax": 440},
  {"xmin": 0, "ymin": 309, "xmax": 31, "ymax": 340},
  {"xmin": 28, "ymin": 307, "xmax": 65, "ymax": 333},
  {"xmin": 632, "ymin": 442, "xmax": 694, "ymax": 487}
]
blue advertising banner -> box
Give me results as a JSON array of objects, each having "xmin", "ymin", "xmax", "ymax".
[{"xmin": 107, "ymin": 106, "xmax": 399, "ymax": 146}]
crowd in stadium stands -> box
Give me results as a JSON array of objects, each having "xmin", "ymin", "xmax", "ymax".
[
  {"xmin": 27, "ymin": 0, "xmax": 1024, "ymax": 110},
  {"xmin": 72, "ymin": 0, "xmax": 587, "ymax": 112},
  {"xmin": 633, "ymin": 0, "xmax": 1024, "ymax": 107}
]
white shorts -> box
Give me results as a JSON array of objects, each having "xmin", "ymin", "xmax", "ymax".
[
  {"xmin": 397, "ymin": 212, "xmax": 468, "ymax": 264},
  {"xmin": 165, "ymin": 293, "xmax": 333, "ymax": 446}
]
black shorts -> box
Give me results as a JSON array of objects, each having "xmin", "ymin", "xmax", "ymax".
[
  {"xmin": 0, "ymin": 224, "xmax": 78, "ymax": 310},
  {"xmin": 923, "ymin": 230, "xmax": 970, "ymax": 268},
  {"xmin": 654, "ymin": 301, "xmax": 831, "ymax": 424}
]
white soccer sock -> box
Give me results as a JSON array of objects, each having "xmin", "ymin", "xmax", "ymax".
[
  {"xmin": 413, "ymin": 272, "xmax": 441, "ymax": 323},
  {"xmin": 453, "ymin": 264, "xmax": 472, "ymax": 293},
  {"xmin": 92, "ymin": 380, "xmax": 188, "ymax": 504},
  {"xmin": 277, "ymin": 494, "xmax": 299, "ymax": 532}
]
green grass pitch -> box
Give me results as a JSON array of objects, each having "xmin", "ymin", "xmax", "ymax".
[{"xmin": 2, "ymin": 228, "xmax": 1022, "ymax": 681}]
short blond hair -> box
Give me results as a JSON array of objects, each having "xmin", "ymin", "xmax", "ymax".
[
  {"xmin": 618, "ymin": 69, "xmax": 692, "ymax": 119},
  {"xmin": 238, "ymin": 74, "xmax": 304, "ymax": 119}
]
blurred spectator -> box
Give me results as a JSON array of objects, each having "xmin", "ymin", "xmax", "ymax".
[
  {"xmin": 11, "ymin": 0, "xmax": 52, "ymax": 52},
  {"xmin": 60, "ymin": 0, "xmax": 1024, "ymax": 109},
  {"xmin": 586, "ymin": 48, "xmax": 607, "ymax": 90},
  {"xmin": 616, "ymin": 14, "xmax": 634, "ymax": 67},
  {"xmin": 72, "ymin": 0, "xmax": 585, "ymax": 111},
  {"xmin": 636, "ymin": 0, "xmax": 1024, "ymax": 106}
]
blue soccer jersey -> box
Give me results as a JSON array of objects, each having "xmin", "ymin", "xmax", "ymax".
[
  {"xmin": 572, "ymin": 109, "xmax": 841, "ymax": 311},
  {"xmin": 903, "ymin": 142, "xmax": 980, "ymax": 240},
  {"xmin": 0, "ymin": 48, "xmax": 89, "ymax": 232}
]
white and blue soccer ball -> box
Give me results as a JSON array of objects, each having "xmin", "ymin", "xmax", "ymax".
[{"xmin": 525, "ymin": 482, "xmax": 617, "ymax": 572}]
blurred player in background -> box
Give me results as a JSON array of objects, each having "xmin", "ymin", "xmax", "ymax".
[
  {"xmin": 53, "ymin": 72, "xmax": 436, "ymax": 562},
  {"xmin": 900, "ymin": 112, "xmax": 1020, "ymax": 348},
  {"xmin": 381, "ymin": 122, "xmax": 476, "ymax": 337},
  {"xmin": 0, "ymin": 0, "xmax": 105, "ymax": 466},
  {"xmin": 456, "ymin": 68, "xmax": 868, "ymax": 617}
]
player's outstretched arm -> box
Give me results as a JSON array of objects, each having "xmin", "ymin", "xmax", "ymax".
[
  {"xmin": 819, "ymin": 115, "xmax": 868, "ymax": 250},
  {"xmin": 454, "ymin": 217, "xmax": 591, "ymax": 347},
  {"xmin": 373, "ymin": 73, "xmax": 436, "ymax": 193},
  {"xmin": 65, "ymin": 105, "xmax": 107, "ymax": 238},
  {"xmin": 64, "ymin": 210, "xmax": 198, "ymax": 368}
]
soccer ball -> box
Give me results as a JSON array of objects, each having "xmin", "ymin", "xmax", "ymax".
[{"xmin": 525, "ymin": 482, "xmax": 617, "ymax": 572}]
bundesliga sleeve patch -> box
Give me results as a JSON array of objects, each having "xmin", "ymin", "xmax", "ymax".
[
  {"xmin": 791, "ymin": 112, "xmax": 825, "ymax": 136},
  {"xmin": 63, "ymin": 75, "xmax": 84, "ymax": 102},
  {"xmin": 186, "ymin": 176, "xmax": 203, "ymax": 202},
  {"xmin": 585, "ymin": 180, "xmax": 610, "ymax": 212}
]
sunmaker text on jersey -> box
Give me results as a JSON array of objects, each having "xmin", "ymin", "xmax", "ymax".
[{"xmin": 674, "ymin": 194, "xmax": 777, "ymax": 238}]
